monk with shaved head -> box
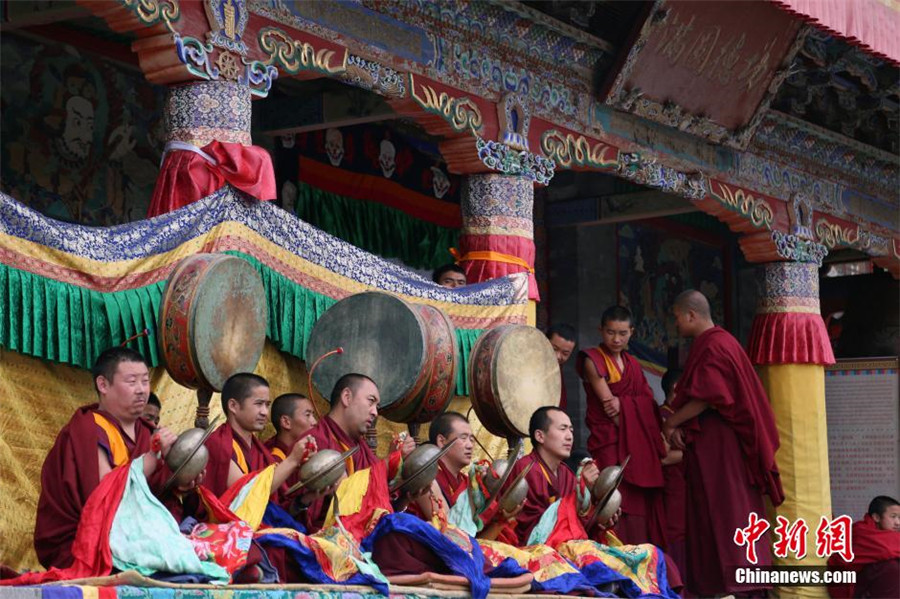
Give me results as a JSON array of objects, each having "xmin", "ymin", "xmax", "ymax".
[{"xmin": 663, "ymin": 289, "xmax": 785, "ymax": 597}]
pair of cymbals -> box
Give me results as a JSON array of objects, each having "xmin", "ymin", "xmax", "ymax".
[
  {"xmin": 389, "ymin": 438, "xmax": 458, "ymax": 494},
  {"xmin": 163, "ymin": 415, "xmax": 222, "ymax": 490},
  {"xmin": 585, "ymin": 455, "xmax": 630, "ymax": 530}
]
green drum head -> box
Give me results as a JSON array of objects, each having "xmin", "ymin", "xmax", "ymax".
[
  {"xmin": 307, "ymin": 292, "xmax": 426, "ymax": 409},
  {"xmin": 190, "ymin": 256, "xmax": 267, "ymax": 391}
]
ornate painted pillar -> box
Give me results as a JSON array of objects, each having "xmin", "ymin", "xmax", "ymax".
[
  {"xmin": 748, "ymin": 256, "xmax": 835, "ymax": 598},
  {"xmin": 148, "ymin": 80, "xmax": 276, "ymax": 217},
  {"xmin": 456, "ymin": 174, "xmax": 538, "ymax": 311}
]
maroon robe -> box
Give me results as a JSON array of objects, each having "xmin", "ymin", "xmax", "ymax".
[
  {"xmin": 264, "ymin": 435, "xmax": 305, "ymax": 493},
  {"xmin": 34, "ymin": 404, "xmax": 158, "ymax": 569},
  {"xmin": 435, "ymin": 461, "xmax": 468, "ymax": 506},
  {"xmin": 507, "ymin": 451, "xmax": 577, "ymax": 546},
  {"xmin": 305, "ymin": 415, "xmax": 377, "ymax": 532},
  {"xmin": 577, "ymin": 347, "xmax": 668, "ymax": 548},
  {"xmin": 659, "ymin": 402, "xmax": 687, "ymax": 579},
  {"xmin": 672, "ymin": 326, "xmax": 784, "ymax": 595},
  {"xmin": 203, "ymin": 423, "xmax": 277, "ymax": 497},
  {"xmin": 828, "ymin": 514, "xmax": 900, "ymax": 599}
]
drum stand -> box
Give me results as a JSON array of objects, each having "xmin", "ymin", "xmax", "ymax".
[
  {"xmin": 195, "ymin": 388, "xmax": 213, "ymax": 429},
  {"xmin": 407, "ymin": 423, "xmax": 421, "ymax": 445}
]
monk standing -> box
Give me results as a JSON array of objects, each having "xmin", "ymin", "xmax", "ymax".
[
  {"xmin": 34, "ymin": 347, "xmax": 181, "ymax": 569},
  {"xmin": 577, "ymin": 305, "xmax": 667, "ymax": 547},
  {"xmin": 663, "ymin": 289, "xmax": 784, "ymax": 597}
]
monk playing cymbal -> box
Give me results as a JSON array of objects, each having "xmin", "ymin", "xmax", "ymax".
[{"xmin": 34, "ymin": 347, "xmax": 193, "ymax": 569}]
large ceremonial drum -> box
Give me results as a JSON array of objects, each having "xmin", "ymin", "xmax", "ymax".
[
  {"xmin": 306, "ymin": 291, "xmax": 457, "ymax": 424},
  {"xmin": 158, "ymin": 253, "xmax": 268, "ymax": 391},
  {"xmin": 468, "ymin": 324, "xmax": 560, "ymax": 438}
]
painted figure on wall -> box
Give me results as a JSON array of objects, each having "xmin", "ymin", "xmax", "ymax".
[{"xmin": 0, "ymin": 35, "xmax": 164, "ymax": 225}]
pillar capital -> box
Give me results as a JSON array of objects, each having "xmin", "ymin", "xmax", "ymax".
[
  {"xmin": 165, "ymin": 80, "xmax": 253, "ymax": 147},
  {"xmin": 748, "ymin": 261, "xmax": 835, "ymax": 367}
]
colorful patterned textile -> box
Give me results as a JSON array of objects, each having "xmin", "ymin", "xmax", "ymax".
[
  {"xmin": 0, "ymin": 188, "xmax": 527, "ymax": 393},
  {"xmin": 557, "ymin": 540, "xmax": 676, "ymax": 599}
]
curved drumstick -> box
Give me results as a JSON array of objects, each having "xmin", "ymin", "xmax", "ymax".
[{"xmin": 307, "ymin": 347, "xmax": 343, "ymax": 419}]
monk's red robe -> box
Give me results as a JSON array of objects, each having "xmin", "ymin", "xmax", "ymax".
[
  {"xmin": 264, "ymin": 435, "xmax": 305, "ymax": 494},
  {"xmin": 828, "ymin": 514, "xmax": 900, "ymax": 599},
  {"xmin": 304, "ymin": 415, "xmax": 377, "ymax": 532},
  {"xmin": 672, "ymin": 326, "xmax": 784, "ymax": 596},
  {"xmin": 659, "ymin": 402, "xmax": 687, "ymax": 578},
  {"xmin": 507, "ymin": 451, "xmax": 577, "ymax": 546},
  {"xmin": 577, "ymin": 347, "xmax": 667, "ymax": 548},
  {"xmin": 34, "ymin": 405, "xmax": 159, "ymax": 569},
  {"xmin": 436, "ymin": 461, "xmax": 468, "ymax": 505},
  {"xmin": 203, "ymin": 423, "xmax": 278, "ymax": 497}
]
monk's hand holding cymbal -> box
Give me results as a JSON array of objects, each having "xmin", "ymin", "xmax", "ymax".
[
  {"xmin": 500, "ymin": 501, "xmax": 524, "ymax": 522},
  {"xmin": 154, "ymin": 426, "xmax": 178, "ymax": 459},
  {"xmin": 400, "ymin": 434, "xmax": 417, "ymax": 458},
  {"xmin": 600, "ymin": 507, "xmax": 622, "ymax": 530},
  {"xmin": 582, "ymin": 461, "xmax": 600, "ymax": 489}
]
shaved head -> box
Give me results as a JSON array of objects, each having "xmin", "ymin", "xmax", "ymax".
[
  {"xmin": 674, "ymin": 290, "xmax": 711, "ymax": 319},
  {"xmin": 673, "ymin": 289, "xmax": 714, "ymax": 338}
]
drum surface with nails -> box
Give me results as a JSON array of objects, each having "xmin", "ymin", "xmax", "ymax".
[{"xmin": 158, "ymin": 253, "xmax": 267, "ymax": 391}]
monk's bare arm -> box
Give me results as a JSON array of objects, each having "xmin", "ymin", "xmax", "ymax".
[
  {"xmin": 664, "ymin": 399, "xmax": 708, "ymax": 429},
  {"xmin": 583, "ymin": 359, "xmax": 620, "ymax": 425},
  {"xmin": 227, "ymin": 460, "xmax": 245, "ymax": 488},
  {"xmin": 98, "ymin": 447, "xmax": 161, "ymax": 481},
  {"xmin": 98, "ymin": 447, "xmax": 112, "ymax": 481}
]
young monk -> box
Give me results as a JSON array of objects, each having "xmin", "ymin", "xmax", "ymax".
[
  {"xmin": 34, "ymin": 347, "xmax": 186, "ymax": 569},
  {"xmin": 659, "ymin": 368, "xmax": 686, "ymax": 579},
  {"xmin": 203, "ymin": 373, "xmax": 323, "ymax": 507},
  {"xmin": 828, "ymin": 496, "xmax": 900, "ymax": 599},
  {"xmin": 265, "ymin": 393, "xmax": 317, "ymax": 462},
  {"xmin": 577, "ymin": 305, "xmax": 668, "ymax": 548}
]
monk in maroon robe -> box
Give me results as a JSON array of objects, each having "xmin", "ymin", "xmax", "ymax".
[
  {"xmin": 663, "ymin": 290, "xmax": 785, "ymax": 597},
  {"xmin": 546, "ymin": 324, "xmax": 576, "ymax": 411},
  {"xmin": 828, "ymin": 496, "xmax": 900, "ymax": 599},
  {"xmin": 659, "ymin": 368, "xmax": 687, "ymax": 579},
  {"xmin": 34, "ymin": 348, "xmax": 181, "ymax": 569},
  {"xmin": 578, "ymin": 306, "xmax": 668, "ymax": 548},
  {"xmin": 504, "ymin": 407, "xmax": 601, "ymax": 546},
  {"xmin": 304, "ymin": 373, "xmax": 435, "ymax": 578},
  {"xmin": 203, "ymin": 373, "xmax": 318, "ymax": 504},
  {"xmin": 408, "ymin": 411, "xmax": 510, "ymax": 541},
  {"xmin": 507, "ymin": 407, "xmax": 683, "ymax": 593},
  {"xmin": 263, "ymin": 393, "xmax": 317, "ymax": 495}
]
